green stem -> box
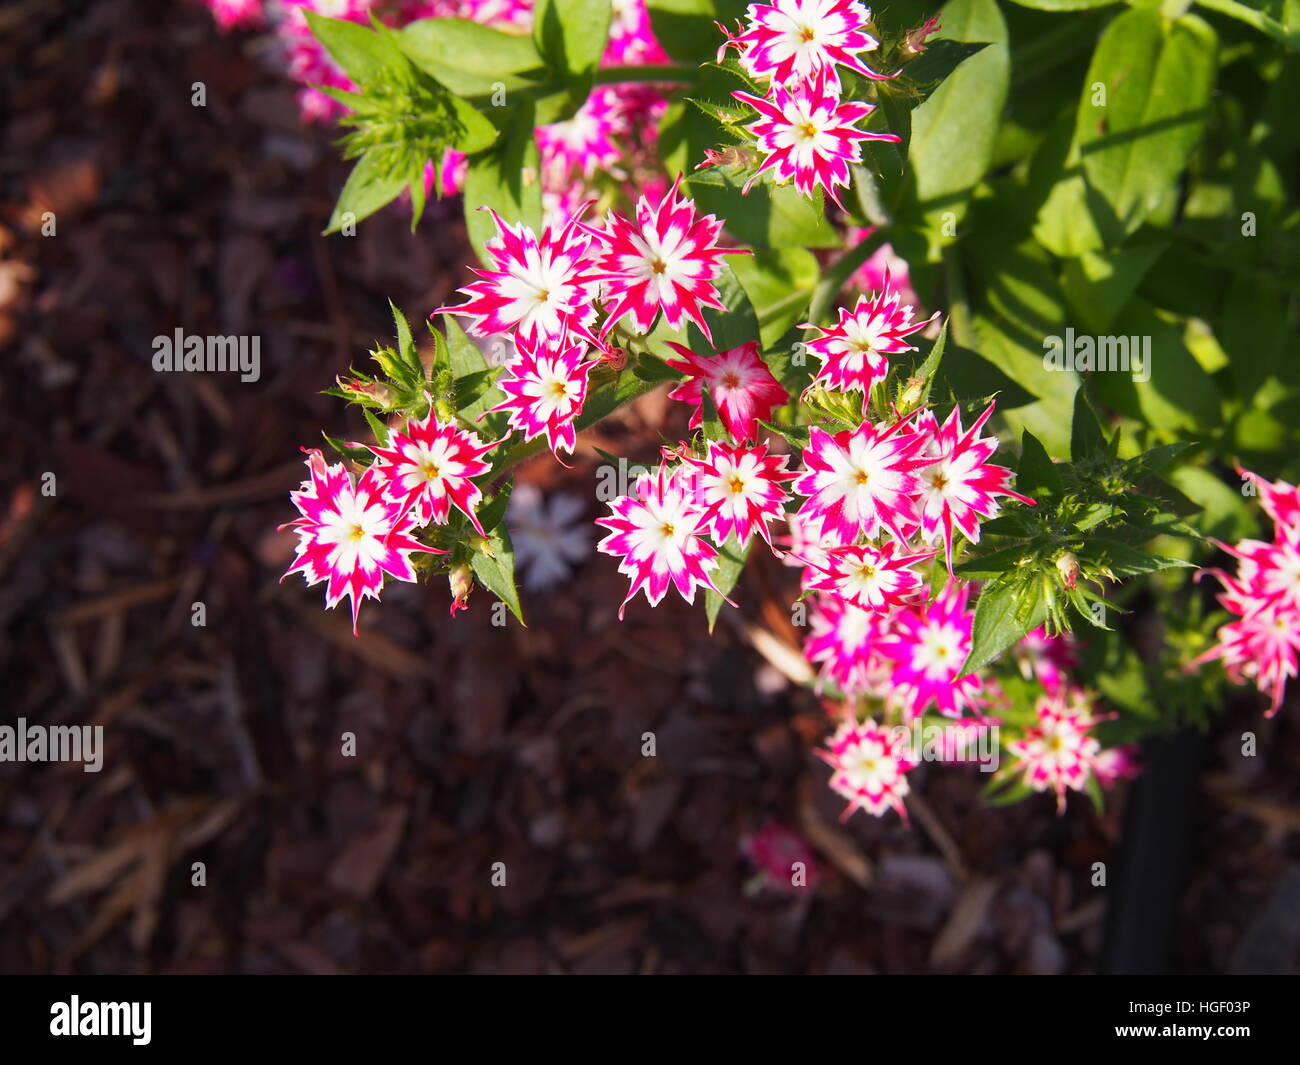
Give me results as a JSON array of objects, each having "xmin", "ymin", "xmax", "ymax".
[
  {"xmin": 804, "ymin": 227, "xmax": 889, "ymax": 331},
  {"xmin": 1195, "ymin": 0, "xmax": 1300, "ymax": 49},
  {"xmin": 592, "ymin": 64, "xmax": 699, "ymax": 85},
  {"xmin": 943, "ymin": 246, "xmax": 975, "ymax": 349}
]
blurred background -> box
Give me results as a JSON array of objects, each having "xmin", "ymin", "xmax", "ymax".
[{"xmin": 1, "ymin": 0, "xmax": 1297, "ymax": 974}]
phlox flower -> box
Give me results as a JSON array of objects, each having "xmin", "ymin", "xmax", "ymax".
[
  {"xmin": 846, "ymin": 228, "xmax": 922, "ymax": 308},
  {"xmin": 201, "ymin": 0, "xmax": 265, "ymax": 31},
  {"xmin": 665, "ymin": 341, "xmax": 790, "ymax": 442},
  {"xmin": 596, "ymin": 463, "xmax": 725, "ymax": 618},
  {"xmin": 800, "ymin": 272, "xmax": 938, "ymax": 392},
  {"xmin": 719, "ymin": 0, "xmax": 890, "ymax": 90},
  {"xmin": 819, "ymin": 717, "xmax": 916, "ymax": 821},
  {"xmin": 1193, "ymin": 592, "xmax": 1300, "ymax": 717},
  {"xmin": 732, "ymin": 70, "xmax": 898, "ymax": 209},
  {"xmin": 367, "ymin": 408, "xmax": 497, "ymax": 534},
  {"xmin": 1012, "ymin": 626, "xmax": 1078, "ymax": 695},
  {"xmin": 681, "ymin": 440, "xmax": 795, "ymax": 547},
  {"xmin": 1094, "ymin": 745, "xmax": 1141, "ymax": 785},
  {"xmin": 779, "ymin": 510, "xmax": 839, "ymax": 569},
  {"xmin": 536, "ymin": 91, "xmax": 625, "ymax": 184},
  {"xmin": 802, "ymin": 541, "xmax": 931, "ymax": 612},
  {"xmin": 1240, "ymin": 467, "xmax": 1300, "ymax": 533},
  {"xmin": 280, "ymin": 449, "xmax": 439, "ymax": 634},
  {"xmin": 488, "ymin": 331, "xmax": 594, "ymax": 457},
  {"xmin": 1005, "ymin": 690, "xmax": 1111, "ymax": 814},
  {"xmin": 605, "ymin": 0, "xmax": 671, "ymax": 65},
  {"xmin": 804, "ymin": 593, "xmax": 890, "ymax": 694},
  {"xmin": 507, "ymin": 484, "xmax": 591, "ymax": 592},
  {"xmin": 586, "ymin": 175, "xmax": 739, "ymax": 343},
  {"xmin": 741, "ymin": 819, "xmax": 822, "ymax": 894},
  {"xmin": 793, "ymin": 418, "xmax": 933, "ymax": 545},
  {"xmin": 874, "ymin": 583, "xmax": 984, "ymax": 719},
  {"xmin": 913, "ymin": 403, "xmax": 1034, "ymax": 572},
  {"xmin": 437, "ymin": 207, "xmax": 600, "ymax": 347}
]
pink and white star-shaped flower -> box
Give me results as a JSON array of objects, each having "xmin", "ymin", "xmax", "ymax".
[
  {"xmin": 665, "ymin": 340, "xmax": 790, "ymax": 442},
  {"xmin": 875, "ymin": 583, "xmax": 984, "ymax": 719},
  {"xmin": 732, "ymin": 70, "xmax": 898, "ymax": 209},
  {"xmin": 585, "ymin": 174, "xmax": 740, "ymax": 343},
  {"xmin": 793, "ymin": 417, "xmax": 933, "ymax": 545},
  {"xmin": 914, "ymin": 403, "xmax": 1035, "ymax": 573},
  {"xmin": 719, "ymin": 0, "xmax": 891, "ymax": 90},
  {"xmin": 488, "ymin": 332, "xmax": 594, "ymax": 458},
  {"xmin": 596, "ymin": 463, "xmax": 725, "ymax": 618},
  {"xmin": 681, "ymin": 439, "xmax": 795, "ymax": 547},
  {"xmin": 367, "ymin": 408, "xmax": 498, "ymax": 535},
  {"xmin": 436, "ymin": 206, "xmax": 600, "ymax": 347},
  {"xmin": 804, "ymin": 593, "xmax": 889, "ymax": 695},
  {"xmin": 800, "ymin": 272, "xmax": 939, "ymax": 392},
  {"xmin": 819, "ymin": 716, "xmax": 916, "ymax": 821},
  {"xmin": 802, "ymin": 540, "xmax": 932, "ymax": 612},
  {"xmin": 1006, "ymin": 689, "xmax": 1112, "ymax": 814},
  {"xmin": 280, "ymin": 449, "xmax": 440, "ymax": 634}
]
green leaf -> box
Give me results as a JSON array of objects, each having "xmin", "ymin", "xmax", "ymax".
[
  {"xmin": 956, "ymin": 545, "xmax": 1034, "ymax": 579},
  {"xmin": 646, "ymin": 0, "xmax": 749, "ymax": 63},
  {"xmin": 1060, "ymin": 245, "xmax": 1165, "ymax": 334},
  {"xmin": 700, "ymin": 386, "xmax": 727, "ymax": 443},
  {"xmin": 915, "ymin": 319, "xmax": 949, "ymax": 405},
  {"xmin": 1069, "ymin": 386, "xmax": 1109, "ymax": 464},
  {"xmin": 326, "ymin": 150, "xmax": 409, "ymax": 234},
  {"xmin": 905, "ymin": 0, "xmax": 1009, "ymax": 259},
  {"xmin": 443, "ymin": 316, "xmax": 504, "ymax": 421},
  {"xmin": 759, "ymin": 420, "xmax": 810, "ymax": 450},
  {"xmin": 471, "ymin": 524, "xmax": 525, "ymax": 624},
  {"xmin": 960, "ymin": 573, "xmax": 1048, "ymax": 677},
  {"xmin": 362, "ymin": 407, "xmax": 390, "ymax": 447},
  {"xmin": 477, "ymin": 479, "xmax": 513, "ymax": 535},
  {"xmin": 693, "ymin": 262, "xmax": 761, "ymax": 352},
  {"xmin": 1017, "ymin": 430, "xmax": 1063, "ymax": 502},
  {"xmin": 462, "ymin": 100, "xmax": 543, "ymax": 264},
  {"xmin": 705, "ymin": 536, "xmax": 750, "ymax": 631},
  {"xmin": 322, "ymin": 433, "xmax": 373, "ymax": 464},
  {"xmin": 729, "ymin": 248, "xmax": 819, "ymax": 347},
  {"xmin": 1006, "ymin": 0, "xmax": 1117, "ymax": 8},
  {"xmin": 399, "ymin": 18, "xmax": 546, "ymax": 96},
  {"xmin": 304, "ymin": 12, "xmax": 406, "ymax": 89},
  {"xmin": 902, "ymin": 39, "xmax": 991, "ymax": 88},
  {"xmin": 1076, "ymin": 538, "xmax": 1194, "ymax": 578},
  {"xmin": 389, "ymin": 300, "xmax": 424, "ymax": 382},
  {"xmin": 533, "ymin": 0, "xmax": 612, "ymax": 77},
  {"xmin": 1076, "ymin": 9, "xmax": 1217, "ymax": 240}
]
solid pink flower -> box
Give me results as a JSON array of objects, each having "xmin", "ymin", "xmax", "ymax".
[
  {"xmin": 586, "ymin": 175, "xmax": 739, "ymax": 343},
  {"xmin": 793, "ymin": 418, "xmax": 933, "ymax": 545},
  {"xmin": 732, "ymin": 70, "xmax": 898, "ymax": 209},
  {"xmin": 874, "ymin": 583, "xmax": 984, "ymax": 719},
  {"xmin": 802, "ymin": 540, "xmax": 932, "ymax": 612},
  {"xmin": 280, "ymin": 449, "xmax": 439, "ymax": 634},
  {"xmin": 367, "ymin": 408, "xmax": 498, "ymax": 535},
  {"xmin": 800, "ymin": 272, "xmax": 938, "ymax": 392},
  {"xmin": 665, "ymin": 340, "xmax": 790, "ymax": 442},
  {"xmin": 846, "ymin": 228, "xmax": 922, "ymax": 307},
  {"xmin": 682, "ymin": 439, "xmax": 795, "ymax": 547},
  {"xmin": 1006, "ymin": 689, "xmax": 1111, "ymax": 814},
  {"xmin": 436, "ymin": 207, "xmax": 600, "ymax": 347},
  {"xmin": 488, "ymin": 331, "xmax": 594, "ymax": 458},
  {"xmin": 719, "ymin": 0, "xmax": 890, "ymax": 90},
  {"xmin": 1093, "ymin": 745, "xmax": 1141, "ymax": 785},
  {"xmin": 741, "ymin": 818, "xmax": 822, "ymax": 894},
  {"xmin": 914, "ymin": 403, "xmax": 1035, "ymax": 572},
  {"xmin": 595, "ymin": 463, "xmax": 725, "ymax": 618},
  {"xmin": 819, "ymin": 717, "xmax": 916, "ymax": 821}
]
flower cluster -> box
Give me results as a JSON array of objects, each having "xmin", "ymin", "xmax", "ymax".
[
  {"xmin": 1194, "ymin": 468, "xmax": 1300, "ymax": 716},
  {"xmin": 281, "ymin": 408, "xmax": 496, "ymax": 629},
  {"xmin": 1004, "ymin": 688, "xmax": 1126, "ymax": 814},
  {"xmin": 720, "ymin": 1, "xmax": 900, "ymax": 208}
]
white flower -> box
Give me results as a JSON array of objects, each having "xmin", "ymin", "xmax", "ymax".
[{"xmin": 507, "ymin": 484, "xmax": 592, "ymax": 592}]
